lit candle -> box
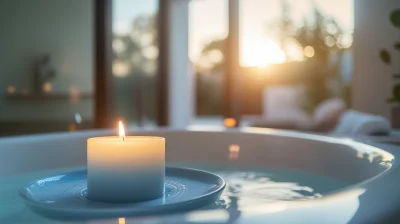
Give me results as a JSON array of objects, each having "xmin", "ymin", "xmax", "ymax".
[{"xmin": 87, "ymin": 121, "xmax": 165, "ymax": 202}]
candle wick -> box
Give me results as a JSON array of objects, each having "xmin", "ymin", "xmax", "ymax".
[{"xmin": 122, "ymin": 136, "xmax": 125, "ymax": 141}]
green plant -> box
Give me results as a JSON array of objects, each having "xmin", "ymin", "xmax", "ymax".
[{"xmin": 380, "ymin": 9, "xmax": 400, "ymax": 104}]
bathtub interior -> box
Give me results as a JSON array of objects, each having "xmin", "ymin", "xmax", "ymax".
[
  {"xmin": 0, "ymin": 129, "xmax": 395, "ymax": 223},
  {"xmin": 0, "ymin": 130, "xmax": 393, "ymax": 184}
]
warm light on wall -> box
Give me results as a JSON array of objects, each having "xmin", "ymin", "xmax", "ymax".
[
  {"xmin": 7, "ymin": 85, "xmax": 16, "ymax": 94},
  {"xmin": 224, "ymin": 118, "xmax": 236, "ymax": 128}
]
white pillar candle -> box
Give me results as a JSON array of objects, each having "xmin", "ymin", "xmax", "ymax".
[{"xmin": 87, "ymin": 122, "xmax": 165, "ymax": 203}]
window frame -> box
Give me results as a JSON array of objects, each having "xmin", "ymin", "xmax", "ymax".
[{"xmin": 94, "ymin": 0, "xmax": 241, "ymax": 128}]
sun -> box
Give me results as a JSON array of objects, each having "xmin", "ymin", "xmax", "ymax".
[{"xmin": 241, "ymin": 38, "xmax": 286, "ymax": 67}]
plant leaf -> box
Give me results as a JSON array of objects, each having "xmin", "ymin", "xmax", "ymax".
[
  {"xmin": 380, "ymin": 49, "xmax": 391, "ymax": 64},
  {"xmin": 390, "ymin": 9, "xmax": 400, "ymax": 29}
]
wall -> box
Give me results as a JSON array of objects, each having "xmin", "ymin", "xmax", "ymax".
[
  {"xmin": 352, "ymin": 0, "xmax": 400, "ymax": 120},
  {"xmin": 0, "ymin": 0, "xmax": 93, "ymax": 122}
]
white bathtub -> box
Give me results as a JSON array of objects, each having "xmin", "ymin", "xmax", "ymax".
[{"xmin": 0, "ymin": 127, "xmax": 399, "ymax": 223}]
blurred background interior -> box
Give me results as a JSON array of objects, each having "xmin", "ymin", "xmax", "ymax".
[{"xmin": 0, "ymin": 0, "xmax": 399, "ymax": 139}]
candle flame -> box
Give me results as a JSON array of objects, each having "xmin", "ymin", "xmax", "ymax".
[{"xmin": 119, "ymin": 121, "xmax": 125, "ymax": 141}]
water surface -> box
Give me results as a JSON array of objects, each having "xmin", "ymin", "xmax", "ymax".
[{"xmin": 0, "ymin": 164, "xmax": 348, "ymax": 223}]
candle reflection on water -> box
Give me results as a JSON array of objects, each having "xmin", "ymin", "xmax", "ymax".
[
  {"xmin": 229, "ymin": 144, "xmax": 240, "ymax": 161},
  {"xmin": 118, "ymin": 217, "xmax": 125, "ymax": 224}
]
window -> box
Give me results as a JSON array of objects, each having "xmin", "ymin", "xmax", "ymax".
[
  {"xmin": 239, "ymin": 0, "xmax": 354, "ymax": 116},
  {"xmin": 189, "ymin": 0, "xmax": 228, "ymax": 116},
  {"xmin": 112, "ymin": 0, "xmax": 158, "ymax": 127}
]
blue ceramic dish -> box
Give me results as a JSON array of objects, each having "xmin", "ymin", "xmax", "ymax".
[{"xmin": 19, "ymin": 167, "xmax": 225, "ymax": 219}]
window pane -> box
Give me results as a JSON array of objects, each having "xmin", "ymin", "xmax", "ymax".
[
  {"xmin": 240, "ymin": 0, "xmax": 354, "ymax": 120},
  {"xmin": 113, "ymin": 0, "xmax": 158, "ymax": 126},
  {"xmin": 189, "ymin": 0, "xmax": 228, "ymax": 116}
]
